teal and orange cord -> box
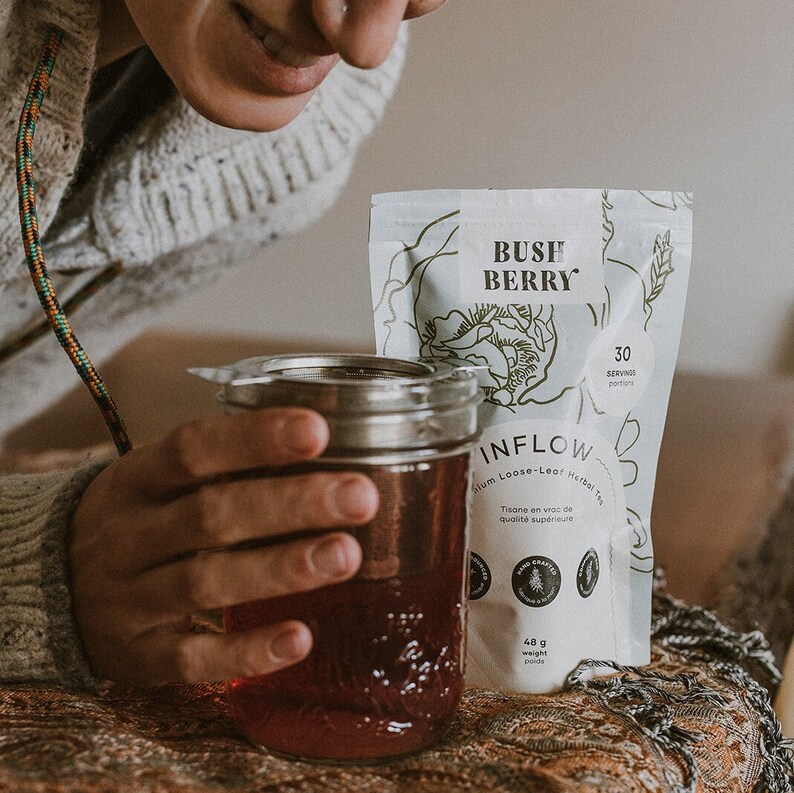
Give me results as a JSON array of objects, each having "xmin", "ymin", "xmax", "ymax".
[{"xmin": 15, "ymin": 28, "xmax": 133, "ymax": 456}]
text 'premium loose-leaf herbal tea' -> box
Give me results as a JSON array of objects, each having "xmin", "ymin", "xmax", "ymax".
[{"xmin": 369, "ymin": 189, "xmax": 693, "ymax": 692}]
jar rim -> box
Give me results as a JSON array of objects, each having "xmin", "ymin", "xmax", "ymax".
[
  {"xmin": 191, "ymin": 353, "xmax": 470, "ymax": 388},
  {"xmin": 190, "ymin": 353, "xmax": 482, "ymax": 452}
]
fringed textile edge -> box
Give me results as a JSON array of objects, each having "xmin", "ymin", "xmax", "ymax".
[{"xmin": 566, "ymin": 591, "xmax": 794, "ymax": 793}]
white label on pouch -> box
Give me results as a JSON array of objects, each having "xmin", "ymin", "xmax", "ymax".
[
  {"xmin": 586, "ymin": 320, "xmax": 656, "ymax": 416},
  {"xmin": 466, "ymin": 417, "xmax": 629, "ymax": 692},
  {"xmin": 458, "ymin": 190, "xmax": 605, "ymax": 305}
]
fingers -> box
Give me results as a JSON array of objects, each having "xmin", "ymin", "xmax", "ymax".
[
  {"xmin": 136, "ymin": 531, "xmax": 362, "ymax": 614},
  {"xmin": 68, "ymin": 406, "xmax": 386, "ymax": 688},
  {"xmin": 115, "ymin": 622, "xmax": 313, "ymax": 686},
  {"xmin": 403, "ymin": 0, "xmax": 448, "ymax": 21},
  {"xmin": 140, "ymin": 471, "xmax": 378, "ymax": 568},
  {"xmin": 311, "ymin": 0, "xmax": 409, "ymax": 68},
  {"xmin": 128, "ymin": 408, "xmax": 330, "ymax": 498}
]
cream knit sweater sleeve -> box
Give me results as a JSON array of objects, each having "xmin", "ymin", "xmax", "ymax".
[
  {"xmin": 0, "ymin": 2, "xmax": 407, "ymax": 687},
  {"xmin": 1, "ymin": 17, "xmax": 407, "ymax": 437},
  {"xmin": 0, "ymin": 458, "xmax": 110, "ymax": 686}
]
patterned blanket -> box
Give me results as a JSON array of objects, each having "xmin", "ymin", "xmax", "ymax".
[{"xmin": 1, "ymin": 488, "xmax": 792, "ymax": 793}]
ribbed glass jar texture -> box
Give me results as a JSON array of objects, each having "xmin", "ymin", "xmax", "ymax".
[{"xmin": 207, "ymin": 355, "xmax": 480, "ymax": 762}]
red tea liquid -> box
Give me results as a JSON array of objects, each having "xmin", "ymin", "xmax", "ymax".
[{"xmin": 224, "ymin": 453, "xmax": 471, "ymax": 761}]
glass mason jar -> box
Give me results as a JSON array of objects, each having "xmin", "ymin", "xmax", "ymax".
[{"xmin": 193, "ymin": 354, "xmax": 481, "ymax": 762}]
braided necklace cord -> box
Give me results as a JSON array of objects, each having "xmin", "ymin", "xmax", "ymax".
[
  {"xmin": 16, "ymin": 28, "xmax": 133, "ymax": 456},
  {"xmin": 0, "ymin": 263, "xmax": 123, "ymax": 366}
]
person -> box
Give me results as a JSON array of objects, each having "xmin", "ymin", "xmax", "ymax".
[{"xmin": 0, "ymin": 0, "xmax": 445, "ymax": 687}]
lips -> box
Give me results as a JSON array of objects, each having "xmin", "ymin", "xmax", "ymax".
[{"xmin": 233, "ymin": 3, "xmax": 337, "ymax": 95}]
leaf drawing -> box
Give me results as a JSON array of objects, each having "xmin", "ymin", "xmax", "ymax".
[
  {"xmin": 528, "ymin": 568, "xmax": 544, "ymax": 593},
  {"xmin": 637, "ymin": 191, "xmax": 693, "ymax": 211},
  {"xmin": 615, "ymin": 418, "xmax": 640, "ymax": 457},
  {"xmin": 616, "ymin": 414, "xmax": 640, "ymax": 487},
  {"xmin": 620, "ymin": 459, "xmax": 638, "ymax": 487},
  {"xmin": 602, "ymin": 190, "xmax": 615, "ymax": 257},
  {"xmin": 627, "ymin": 508, "xmax": 648, "ymax": 550},
  {"xmin": 647, "ymin": 230, "xmax": 675, "ymax": 304},
  {"xmin": 599, "ymin": 191, "xmax": 614, "ymax": 325},
  {"xmin": 643, "ymin": 230, "xmax": 674, "ymax": 330}
]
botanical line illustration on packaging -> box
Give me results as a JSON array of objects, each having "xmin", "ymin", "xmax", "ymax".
[
  {"xmin": 370, "ymin": 189, "xmax": 693, "ymax": 690},
  {"xmin": 420, "ymin": 302, "xmax": 559, "ymax": 409},
  {"xmin": 372, "ymin": 212, "xmax": 565, "ymax": 411},
  {"xmin": 373, "ymin": 190, "xmax": 685, "ymax": 575}
]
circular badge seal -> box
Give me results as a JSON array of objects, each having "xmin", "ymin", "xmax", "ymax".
[
  {"xmin": 577, "ymin": 548, "xmax": 600, "ymax": 598},
  {"xmin": 469, "ymin": 552, "xmax": 492, "ymax": 600},
  {"xmin": 512, "ymin": 555, "xmax": 561, "ymax": 608}
]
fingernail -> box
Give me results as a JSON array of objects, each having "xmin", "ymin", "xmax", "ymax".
[
  {"xmin": 271, "ymin": 626, "xmax": 310, "ymax": 661},
  {"xmin": 311, "ymin": 536, "xmax": 354, "ymax": 577},
  {"xmin": 282, "ymin": 414, "xmax": 325, "ymax": 455},
  {"xmin": 329, "ymin": 476, "xmax": 378, "ymax": 521}
]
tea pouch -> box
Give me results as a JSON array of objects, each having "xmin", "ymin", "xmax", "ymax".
[{"xmin": 369, "ymin": 189, "xmax": 692, "ymax": 692}]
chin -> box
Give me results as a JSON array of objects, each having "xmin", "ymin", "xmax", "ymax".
[{"xmin": 177, "ymin": 81, "xmax": 317, "ymax": 132}]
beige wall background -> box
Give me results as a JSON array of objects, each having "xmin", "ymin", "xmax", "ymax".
[{"xmin": 158, "ymin": 0, "xmax": 794, "ymax": 377}]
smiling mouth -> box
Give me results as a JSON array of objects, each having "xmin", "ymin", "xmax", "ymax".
[{"xmin": 236, "ymin": 6, "xmax": 324, "ymax": 69}]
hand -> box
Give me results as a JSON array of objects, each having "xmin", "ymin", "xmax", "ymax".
[
  {"xmin": 68, "ymin": 408, "xmax": 379, "ymax": 686},
  {"xmin": 311, "ymin": 0, "xmax": 449, "ymax": 69}
]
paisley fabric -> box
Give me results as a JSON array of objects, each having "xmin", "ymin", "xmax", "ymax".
[
  {"xmin": 0, "ymin": 590, "xmax": 791, "ymax": 793},
  {"xmin": 1, "ymin": 479, "xmax": 792, "ymax": 792}
]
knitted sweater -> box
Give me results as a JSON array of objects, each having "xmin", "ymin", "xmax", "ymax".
[{"xmin": 0, "ymin": 0, "xmax": 405, "ymax": 684}]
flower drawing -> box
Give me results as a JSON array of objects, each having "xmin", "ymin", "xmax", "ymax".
[{"xmin": 419, "ymin": 303, "xmax": 558, "ymax": 408}]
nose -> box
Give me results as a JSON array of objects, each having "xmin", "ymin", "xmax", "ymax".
[{"xmin": 312, "ymin": 0, "xmax": 446, "ymax": 69}]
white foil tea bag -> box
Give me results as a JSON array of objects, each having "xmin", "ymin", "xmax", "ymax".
[{"xmin": 369, "ymin": 189, "xmax": 692, "ymax": 692}]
